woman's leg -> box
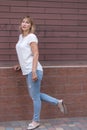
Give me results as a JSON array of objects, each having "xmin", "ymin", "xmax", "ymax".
[
  {"xmin": 40, "ymin": 93, "xmax": 67, "ymax": 114},
  {"xmin": 26, "ymin": 70, "xmax": 43, "ymax": 122},
  {"xmin": 40, "ymin": 93, "xmax": 59, "ymax": 105}
]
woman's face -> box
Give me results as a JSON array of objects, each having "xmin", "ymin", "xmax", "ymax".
[{"xmin": 21, "ymin": 18, "xmax": 31, "ymax": 33}]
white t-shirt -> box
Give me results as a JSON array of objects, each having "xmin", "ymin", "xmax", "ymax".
[{"xmin": 16, "ymin": 33, "xmax": 43, "ymax": 75}]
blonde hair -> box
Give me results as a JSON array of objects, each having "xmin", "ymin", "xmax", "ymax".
[{"xmin": 19, "ymin": 16, "xmax": 36, "ymax": 34}]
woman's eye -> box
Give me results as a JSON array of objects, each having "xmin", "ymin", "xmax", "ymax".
[
  {"xmin": 22, "ymin": 21, "xmax": 29, "ymax": 24},
  {"xmin": 26, "ymin": 22, "xmax": 29, "ymax": 24},
  {"xmin": 22, "ymin": 21, "xmax": 25, "ymax": 23}
]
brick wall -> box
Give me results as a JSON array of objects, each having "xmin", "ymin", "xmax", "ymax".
[
  {"xmin": 0, "ymin": 66, "xmax": 87, "ymax": 122},
  {"xmin": 0, "ymin": 0, "xmax": 87, "ymax": 66}
]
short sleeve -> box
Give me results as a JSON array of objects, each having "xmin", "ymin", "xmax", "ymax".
[
  {"xmin": 19, "ymin": 34, "xmax": 22, "ymax": 40},
  {"xmin": 27, "ymin": 34, "xmax": 38, "ymax": 45}
]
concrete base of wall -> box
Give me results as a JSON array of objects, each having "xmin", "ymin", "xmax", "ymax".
[{"xmin": 0, "ymin": 65, "xmax": 87, "ymax": 121}]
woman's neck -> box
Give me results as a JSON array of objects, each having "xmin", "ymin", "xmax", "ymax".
[{"xmin": 22, "ymin": 31, "xmax": 30, "ymax": 37}]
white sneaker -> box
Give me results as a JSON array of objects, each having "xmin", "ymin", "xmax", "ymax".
[
  {"xmin": 58, "ymin": 100, "xmax": 67, "ymax": 114},
  {"xmin": 27, "ymin": 122, "xmax": 40, "ymax": 130}
]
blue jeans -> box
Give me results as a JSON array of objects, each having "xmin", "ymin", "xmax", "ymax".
[{"xmin": 26, "ymin": 70, "xmax": 59, "ymax": 122}]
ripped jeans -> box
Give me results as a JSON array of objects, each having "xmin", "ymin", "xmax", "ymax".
[{"xmin": 26, "ymin": 70, "xmax": 59, "ymax": 122}]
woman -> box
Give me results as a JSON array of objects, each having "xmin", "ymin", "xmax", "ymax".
[{"xmin": 14, "ymin": 16, "xmax": 67, "ymax": 130}]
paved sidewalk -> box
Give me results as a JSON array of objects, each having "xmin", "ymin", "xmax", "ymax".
[{"xmin": 0, "ymin": 117, "xmax": 87, "ymax": 130}]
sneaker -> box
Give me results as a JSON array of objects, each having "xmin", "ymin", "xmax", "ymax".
[
  {"xmin": 58, "ymin": 99, "xmax": 67, "ymax": 114},
  {"xmin": 27, "ymin": 121, "xmax": 40, "ymax": 130}
]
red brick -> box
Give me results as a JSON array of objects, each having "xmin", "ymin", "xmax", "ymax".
[
  {"xmin": 0, "ymin": 0, "xmax": 87, "ymax": 63},
  {"xmin": 0, "ymin": 67, "xmax": 87, "ymax": 121},
  {"xmin": 27, "ymin": 1, "xmax": 61, "ymax": 8},
  {"xmin": 45, "ymin": 55, "xmax": 77, "ymax": 60},
  {"xmin": 62, "ymin": 2, "xmax": 78, "ymax": 9},
  {"xmin": 9, "ymin": 0, "xmax": 27, "ymax": 6},
  {"xmin": 78, "ymin": 3, "xmax": 87, "ymax": 9},
  {"xmin": 0, "ymin": 6, "xmax": 9, "ymax": 12}
]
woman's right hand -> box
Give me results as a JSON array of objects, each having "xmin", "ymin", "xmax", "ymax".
[
  {"xmin": 13, "ymin": 65, "xmax": 21, "ymax": 71},
  {"xmin": 32, "ymin": 71, "xmax": 38, "ymax": 81}
]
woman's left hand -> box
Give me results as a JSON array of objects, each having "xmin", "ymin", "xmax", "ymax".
[
  {"xmin": 13, "ymin": 65, "xmax": 21, "ymax": 71},
  {"xmin": 32, "ymin": 71, "xmax": 38, "ymax": 81}
]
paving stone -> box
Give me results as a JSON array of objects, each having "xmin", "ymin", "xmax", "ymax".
[
  {"xmin": 62, "ymin": 125, "xmax": 72, "ymax": 130},
  {"xmin": 14, "ymin": 128, "xmax": 22, "ymax": 130},
  {"xmin": 0, "ymin": 117, "xmax": 87, "ymax": 130},
  {"xmin": 6, "ymin": 128, "xmax": 14, "ymax": 130},
  {"xmin": 56, "ymin": 128, "xmax": 64, "ymax": 130},
  {"xmin": 70, "ymin": 126, "xmax": 81, "ymax": 130},
  {"xmin": 39, "ymin": 125, "xmax": 46, "ymax": 128},
  {"xmin": 68, "ymin": 124, "xmax": 76, "ymax": 127},
  {"xmin": 44, "ymin": 123, "xmax": 51, "ymax": 126},
  {"xmin": 37, "ymin": 128, "xmax": 47, "ymax": 130},
  {"xmin": 46, "ymin": 128, "xmax": 54, "ymax": 130},
  {"xmin": 0, "ymin": 127, "xmax": 5, "ymax": 130}
]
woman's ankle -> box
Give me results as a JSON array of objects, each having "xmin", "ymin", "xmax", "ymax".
[{"xmin": 32, "ymin": 121, "xmax": 39, "ymax": 125}]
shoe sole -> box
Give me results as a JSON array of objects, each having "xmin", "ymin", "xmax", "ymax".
[
  {"xmin": 62, "ymin": 101, "xmax": 68, "ymax": 114},
  {"xmin": 27, "ymin": 124, "xmax": 40, "ymax": 130}
]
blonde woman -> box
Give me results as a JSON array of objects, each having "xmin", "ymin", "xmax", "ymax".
[{"xmin": 14, "ymin": 16, "xmax": 67, "ymax": 130}]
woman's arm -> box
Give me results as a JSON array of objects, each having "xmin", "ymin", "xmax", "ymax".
[
  {"xmin": 13, "ymin": 64, "xmax": 21, "ymax": 71},
  {"xmin": 30, "ymin": 42, "xmax": 39, "ymax": 81}
]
